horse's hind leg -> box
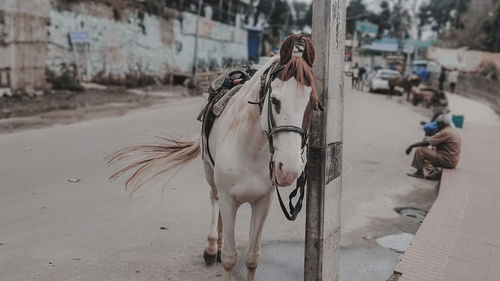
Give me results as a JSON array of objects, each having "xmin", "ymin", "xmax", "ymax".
[
  {"xmin": 203, "ymin": 161, "xmax": 220, "ymax": 266},
  {"xmin": 217, "ymin": 212, "xmax": 223, "ymax": 262},
  {"xmin": 246, "ymin": 192, "xmax": 272, "ymax": 281},
  {"xmin": 203, "ymin": 189, "xmax": 220, "ymax": 266}
]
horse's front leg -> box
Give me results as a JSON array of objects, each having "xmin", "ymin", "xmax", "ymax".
[
  {"xmin": 246, "ymin": 191, "xmax": 272, "ymax": 281},
  {"xmin": 219, "ymin": 193, "xmax": 239, "ymax": 281}
]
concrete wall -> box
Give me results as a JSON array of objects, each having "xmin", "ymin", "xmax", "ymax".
[
  {"xmin": 47, "ymin": 3, "xmax": 248, "ymax": 81},
  {"xmin": 0, "ymin": 0, "xmax": 50, "ymax": 89},
  {"xmin": 427, "ymin": 46, "xmax": 500, "ymax": 72},
  {"xmin": 456, "ymin": 74, "xmax": 500, "ymax": 108}
]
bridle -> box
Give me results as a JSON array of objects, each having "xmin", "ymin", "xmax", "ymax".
[{"xmin": 248, "ymin": 61, "xmax": 310, "ymax": 221}]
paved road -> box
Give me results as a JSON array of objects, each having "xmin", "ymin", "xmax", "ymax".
[{"xmin": 0, "ymin": 87, "xmax": 437, "ymax": 281}]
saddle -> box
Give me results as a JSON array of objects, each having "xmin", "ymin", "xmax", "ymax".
[{"xmin": 198, "ymin": 67, "xmax": 257, "ymax": 165}]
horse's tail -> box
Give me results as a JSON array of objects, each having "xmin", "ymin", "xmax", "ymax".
[{"xmin": 107, "ymin": 136, "xmax": 201, "ymax": 194}]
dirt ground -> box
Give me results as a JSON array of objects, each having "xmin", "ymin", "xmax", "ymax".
[{"xmin": 0, "ymin": 85, "xmax": 192, "ymax": 134}]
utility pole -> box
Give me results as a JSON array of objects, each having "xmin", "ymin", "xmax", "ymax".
[
  {"xmin": 192, "ymin": 0, "xmax": 203, "ymax": 85},
  {"xmin": 454, "ymin": 0, "xmax": 461, "ymax": 29},
  {"xmin": 396, "ymin": 0, "xmax": 404, "ymax": 55},
  {"xmin": 405, "ymin": 0, "xmax": 418, "ymax": 76},
  {"xmin": 305, "ymin": 0, "xmax": 346, "ymax": 280},
  {"xmin": 219, "ymin": 0, "xmax": 223, "ymax": 21}
]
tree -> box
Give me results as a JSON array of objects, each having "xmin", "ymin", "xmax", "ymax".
[
  {"xmin": 419, "ymin": 0, "xmax": 470, "ymax": 32},
  {"xmin": 347, "ymin": 0, "xmax": 398, "ymax": 38},
  {"xmin": 303, "ymin": 3, "xmax": 312, "ymax": 28},
  {"xmin": 371, "ymin": 1, "xmax": 392, "ymax": 36},
  {"xmin": 268, "ymin": 0, "xmax": 293, "ymax": 30},
  {"xmin": 346, "ymin": 0, "xmax": 369, "ymax": 35},
  {"xmin": 251, "ymin": 0, "xmax": 292, "ymax": 29},
  {"xmin": 294, "ymin": 2, "xmax": 312, "ymax": 28},
  {"xmin": 391, "ymin": 1, "xmax": 411, "ymax": 40},
  {"xmin": 482, "ymin": 5, "xmax": 500, "ymax": 52}
]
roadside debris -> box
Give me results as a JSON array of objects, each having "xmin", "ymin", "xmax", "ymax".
[
  {"xmin": 362, "ymin": 234, "xmax": 373, "ymax": 240},
  {"xmin": 67, "ymin": 178, "xmax": 81, "ymax": 183},
  {"xmin": 376, "ymin": 233, "xmax": 414, "ymax": 254}
]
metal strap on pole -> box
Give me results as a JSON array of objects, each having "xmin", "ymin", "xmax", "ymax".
[{"xmin": 305, "ymin": 0, "xmax": 346, "ymax": 280}]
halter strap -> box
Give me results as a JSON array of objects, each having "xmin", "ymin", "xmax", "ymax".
[
  {"xmin": 248, "ymin": 61, "xmax": 309, "ymax": 221},
  {"xmin": 275, "ymin": 170, "xmax": 306, "ymax": 221}
]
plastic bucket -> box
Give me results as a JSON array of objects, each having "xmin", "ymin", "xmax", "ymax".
[{"xmin": 452, "ymin": 115, "xmax": 464, "ymax": 128}]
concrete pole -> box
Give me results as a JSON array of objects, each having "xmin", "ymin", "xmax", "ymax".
[
  {"xmin": 219, "ymin": 0, "xmax": 223, "ymax": 21},
  {"xmin": 396, "ymin": 0, "xmax": 404, "ymax": 55},
  {"xmin": 305, "ymin": 0, "xmax": 346, "ymax": 280},
  {"xmin": 192, "ymin": 0, "xmax": 203, "ymax": 84},
  {"xmin": 406, "ymin": 0, "xmax": 418, "ymax": 75}
]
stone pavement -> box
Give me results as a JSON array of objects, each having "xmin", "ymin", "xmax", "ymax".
[{"xmin": 394, "ymin": 94, "xmax": 500, "ymax": 281}]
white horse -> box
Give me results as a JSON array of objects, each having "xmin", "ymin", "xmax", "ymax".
[{"xmin": 108, "ymin": 34, "xmax": 321, "ymax": 281}]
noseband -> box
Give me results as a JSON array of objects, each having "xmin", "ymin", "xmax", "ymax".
[
  {"xmin": 249, "ymin": 62, "xmax": 308, "ymax": 159},
  {"xmin": 248, "ymin": 61, "xmax": 309, "ymax": 221}
]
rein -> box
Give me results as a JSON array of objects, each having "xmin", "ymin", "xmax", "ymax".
[{"xmin": 248, "ymin": 61, "xmax": 308, "ymax": 221}]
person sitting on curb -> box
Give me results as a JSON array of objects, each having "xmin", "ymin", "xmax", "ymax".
[{"xmin": 405, "ymin": 114, "xmax": 461, "ymax": 179}]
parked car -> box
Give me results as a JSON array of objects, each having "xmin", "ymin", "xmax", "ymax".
[{"xmin": 368, "ymin": 69, "xmax": 401, "ymax": 93}]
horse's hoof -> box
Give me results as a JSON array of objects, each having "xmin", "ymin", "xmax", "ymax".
[
  {"xmin": 216, "ymin": 251, "xmax": 221, "ymax": 263},
  {"xmin": 203, "ymin": 249, "xmax": 217, "ymax": 266}
]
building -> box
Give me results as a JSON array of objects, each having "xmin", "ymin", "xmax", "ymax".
[
  {"xmin": 0, "ymin": 0, "xmax": 252, "ymax": 91},
  {"xmin": 0, "ymin": 0, "xmax": 50, "ymax": 91}
]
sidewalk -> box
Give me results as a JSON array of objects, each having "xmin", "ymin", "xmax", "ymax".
[{"xmin": 394, "ymin": 94, "xmax": 500, "ymax": 281}]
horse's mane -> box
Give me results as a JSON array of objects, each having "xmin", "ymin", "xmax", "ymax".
[
  {"xmin": 277, "ymin": 55, "xmax": 320, "ymax": 132},
  {"xmin": 282, "ymin": 55, "xmax": 320, "ymax": 104},
  {"xmin": 278, "ymin": 56, "xmax": 316, "ymax": 92},
  {"xmin": 277, "ymin": 34, "xmax": 320, "ymax": 108}
]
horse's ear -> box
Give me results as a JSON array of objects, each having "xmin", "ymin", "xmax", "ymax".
[
  {"xmin": 302, "ymin": 37, "xmax": 315, "ymax": 67},
  {"xmin": 280, "ymin": 35, "xmax": 298, "ymax": 65}
]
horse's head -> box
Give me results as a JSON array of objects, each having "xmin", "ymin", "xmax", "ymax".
[{"xmin": 259, "ymin": 34, "xmax": 321, "ymax": 187}]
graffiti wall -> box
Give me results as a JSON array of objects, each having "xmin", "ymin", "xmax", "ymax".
[{"xmin": 47, "ymin": 3, "xmax": 248, "ymax": 81}]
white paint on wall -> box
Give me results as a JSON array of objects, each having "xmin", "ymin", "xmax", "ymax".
[
  {"xmin": 47, "ymin": 7, "xmax": 248, "ymax": 80},
  {"xmin": 427, "ymin": 46, "xmax": 500, "ymax": 72}
]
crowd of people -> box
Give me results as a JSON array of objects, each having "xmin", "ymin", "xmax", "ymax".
[
  {"xmin": 349, "ymin": 62, "xmax": 463, "ymax": 180},
  {"xmin": 350, "ymin": 63, "xmax": 460, "ymax": 96},
  {"xmin": 405, "ymin": 68, "xmax": 462, "ymax": 180},
  {"xmin": 350, "ymin": 63, "xmax": 367, "ymax": 90}
]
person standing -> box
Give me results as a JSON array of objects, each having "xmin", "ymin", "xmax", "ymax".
[
  {"xmin": 351, "ymin": 63, "xmax": 359, "ymax": 89},
  {"xmin": 448, "ymin": 68, "xmax": 459, "ymax": 93},
  {"xmin": 439, "ymin": 67, "xmax": 446, "ymax": 91},
  {"xmin": 357, "ymin": 66, "xmax": 366, "ymax": 90}
]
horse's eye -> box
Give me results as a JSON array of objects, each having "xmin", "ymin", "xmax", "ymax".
[{"xmin": 271, "ymin": 97, "xmax": 281, "ymax": 113}]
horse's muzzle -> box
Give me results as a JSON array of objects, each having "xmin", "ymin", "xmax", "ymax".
[{"xmin": 273, "ymin": 161, "xmax": 300, "ymax": 187}]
